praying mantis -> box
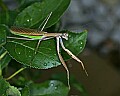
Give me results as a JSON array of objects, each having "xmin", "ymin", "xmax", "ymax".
[{"xmin": 7, "ymin": 12, "xmax": 88, "ymax": 89}]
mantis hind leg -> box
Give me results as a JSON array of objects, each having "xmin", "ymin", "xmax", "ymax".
[
  {"xmin": 56, "ymin": 37, "xmax": 70, "ymax": 90},
  {"xmin": 59, "ymin": 37, "xmax": 88, "ymax": 76}
]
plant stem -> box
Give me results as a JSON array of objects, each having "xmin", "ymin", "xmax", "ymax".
[
  {"xmin": 6, "ymin": 67, "xmax": 26, "ymax": 80},
  {"xmin": 0, "ymin": 51, "xmax": 8, "ymax": 61}
]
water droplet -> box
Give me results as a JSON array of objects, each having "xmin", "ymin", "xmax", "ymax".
[
  {"xmin": 27, "ymin": 19, "xmax": 30, "ymax": 22},
  {"xmin": 50, "ymin": 83, "xmax": 54, "ymax": 87},
  {"xmin": 29, "ymin": 55, "xmax": 31, "ymax": 58},
  {"xmin": 43, "ymin": 63, "xmax": 47, "ymax": 66},
  {"xmin": 69, "ymin": 35, "xmax": 71, "ymax": 38},
  {"xmin": 80, "ymin": 42, "xmax": 83, "ymax": 45},
  {"xmin": 28, "ymin": 51, "xmax": 31, "ymax": 53},
  {"xmin": 80, "ymin": 47, "xmax": 82, "ymax": 49},
  {"xmin": 55, "ymin": 86, "xmax": 58, "ymax": 90},
  {"xmin": 1, "ymin": 39, "xmax": 4, "ymax": 42},
  {"xmin": 18, "ymin": 52, "xmax": 21, "ymax": 54}
]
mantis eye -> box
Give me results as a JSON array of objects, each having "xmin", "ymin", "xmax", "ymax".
[{"xmin": 62, "ymin": 33, "xmax": 68, "ymax": 40}]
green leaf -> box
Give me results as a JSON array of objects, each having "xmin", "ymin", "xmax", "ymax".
[
  {"xmin": 0, "ymin": 25, "xmax": 7, "ymax": 47},
  {"xmin": 0, "ymin": 76, "xmax": 21, "ymax": 96},
  {"xmin": 0, "ymin": 11, "xmax": 9, "ymax": 25},
  {"xmin": 51, "ymin": 73, "xmax": 88, "ymax": 96},
  {"xmin": 5, "ymin": 39, "xmax": 61, "ymax": 69},
  {"xmin": 72, "ymin": 83, "xmax": 88, "ymax": 96},
  {"xmin": 22, "ymin": 80, "xmax": 69, "ymax": 96},
  {"xmin": 0, "ymin": 47, "xmax": 11, "ymax": 69},
  {"xmin": 0, "ymin": 76, "xmax": 10, "ymax": 95},
  {"xmin": 17, "ymin": 0, "xmax": 42, "ymax": 11},
  {"xmin": 6, "ymin": 86, "xmax": 21, "ymax": 96},
  {"xmin": 14, "ymin": 0, "xmax": 70, "ymax": 28},
  {"xmin": 0, "ymin": 11, "xmax": 18, "ymax": 26},
  {"xmin": 4, "ymin": 31, "xmax": 87, "ymax": 69},
  {"xmin": 21, "ymin": 85, "xmax": 30, "ymax": 96}
]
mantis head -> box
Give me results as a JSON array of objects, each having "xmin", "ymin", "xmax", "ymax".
[{"xmin": 61, "ymin": 33, "xmax": 68, "ymax": 40}]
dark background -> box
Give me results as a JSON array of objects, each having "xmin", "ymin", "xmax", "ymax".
[{"xmin": 62, "ymin": 0, "xmax": 120, "ymax": 96}]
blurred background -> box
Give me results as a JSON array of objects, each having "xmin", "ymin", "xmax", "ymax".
[
  {"xmin": 1, "ymin": 0, "xmax": 120, "ymax": 96},
  {"xmin": 62, "ymin": 0, "xmax": 120, "ymax": 96}
]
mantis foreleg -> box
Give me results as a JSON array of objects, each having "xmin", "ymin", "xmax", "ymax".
[
  {"xmin": 59, "ymin": 37, "xmax": 88, "ymax": 76},
  {"xmin": 56, "ymin": 37, "xmax": 70, "ymax": 90}
]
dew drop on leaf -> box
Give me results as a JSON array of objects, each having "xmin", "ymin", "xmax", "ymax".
[
  {"xmin": 1, "ymin": 39, "xmax": 4, "ymax": 42},
  {"xmin": 27, "ymin": 19, "xmax": 30, "ymax": 22},
  {"xmin": 50, "ymin": 83, "xmax": 54, "ymax": 87},
  {"xmin": 28, "ymin": 51, "xmax": 31, "ymax": 53},
  {"xmin": 54, "ymin": 86, "xmax": 58, "ymax": 90},
  {"xmin": 69, "ymin": 35, "xmax": 71, "ymax": 38},
  {"xmin": 29, "ymin": 55, "xmax": 31, "ymax": 58},
  {"xmin": 43, "ymin": 63, "xmax": 47, "ymax": 66},
  {"xmin": 80, "ymin": 42, "xmax": 83, "ymax": 45},
  {"xmin": 18, "ymin": 52, "xmax": 21, "ymax": 54},
  {"xmin": 80, "ymin": 47, "xmax": 82, "ymax": 49}
]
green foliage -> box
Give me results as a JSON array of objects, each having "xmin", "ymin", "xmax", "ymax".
[
  {"xmin": 5, "ymin": 30, "xmax": 87, "ymax": 69},
  {"xmin": 22, "ymin": 80, "xmax": 69, "ymax": 96},
  {"xmin": 0, "ymin": 0, "xmax": 88, "ymax": 95},
  {"xmin": 0, "ymin": 25, "xmax": 7, "ymax": 47},
  {"xmin": 0, "ymin": 76, "xmax": 21, "ymax": 96},
  {"xmin": 0, "ymin": 47, "xmax": 11, "ymax": 69},
  {"xmin": 0, "ymin": 76, "xmax": 10, "ymax": 95},
  {"xmin": 6, "ymin": 86, "xmax": 21, "ymax": 96},
  {"xmin": 14, "ymin": 0, "xmax": 70, "ymax": 28},
  {"xmin": 51, "ymin": 73, "xmax": 88, "ymax": 96}
]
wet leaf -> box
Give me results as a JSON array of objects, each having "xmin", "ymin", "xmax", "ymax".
[
  {"xmin": 0, "ymin": 76, "xmax": 21, "ymax": 96},
  {"xmin": 0, "ymin": 25, "xmax": 7, "ymax": 47},
  {"xmin": 51, "ymin": 73, "xmax": 88, "ymax": 96},
  {"xmin": 0, "ymin": 11, "xmax": 18, "ymax": 26},
  {"xmin": 5, "ymin": 38, "xmax": 61, "ymax": 69},
  {"xmin": 14, "ymin": 0, "xmax": 70, "ymax": 28},
  {"xmin": 6, "ymin": 86, "xmax": 21, "ymax": 96},
  {"xmin": 5, "ymin": 31, "xmax": 87, "ymax": 69},
  {"xmin": 17, "ymin": 0, "xmax": 42, "ymax": 11},
  {"xmin": 22, "ymin": 80, "xmax": 69, "ymax": 96}
]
